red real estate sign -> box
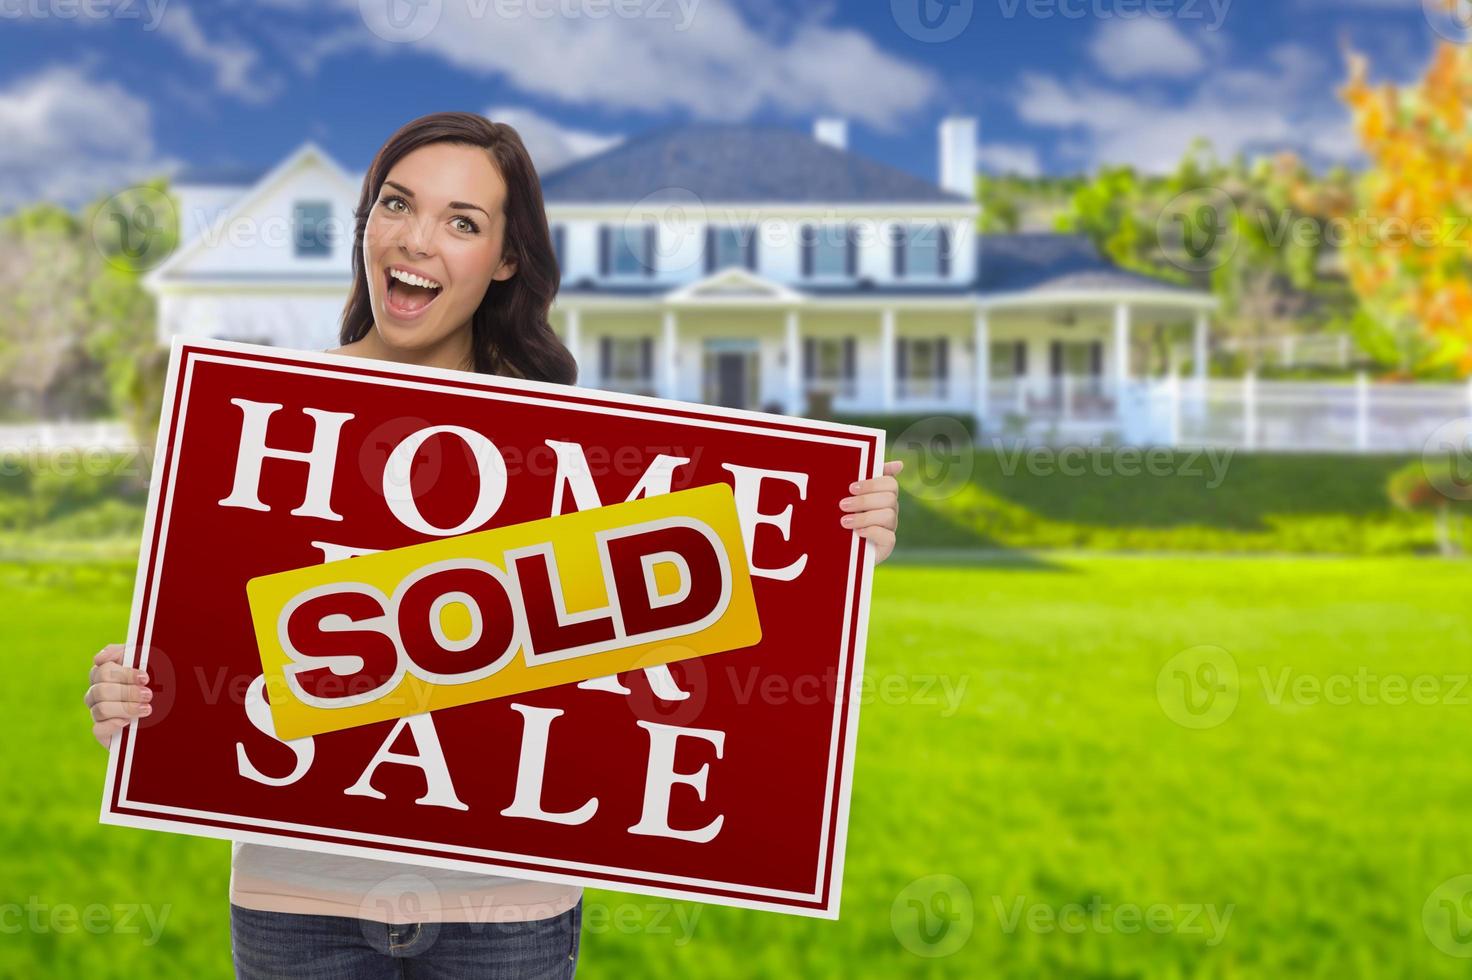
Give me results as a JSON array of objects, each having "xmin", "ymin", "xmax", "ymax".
[{"xmin": 101, "ymin": 338, "xmax": 884, "ymax": 918}]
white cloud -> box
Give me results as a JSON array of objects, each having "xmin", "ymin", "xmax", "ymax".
[
  {"xmin": 0, "ymin": 66, "xmax": 176, "ymax": 209},
  {"xmin": 1089, "ymin": 19, "xmax": 1206, "ymax": 80},
  {"xmin": 483, "ymin": 106, "xmax": 622, "ymax": 173},
  {"xmin": 1016, "ymin": 42, "xmax": 1363, "ymax": 172},
  {"xmin": 344, "ymin": 0, "xmax": 938, "ymax": 129},
  {"xmin": 155, "ymin": 2, "xmax": 281, "ymax": 103},
  {"xmin": 977, "ymin": 143, "xmax": 1042, "ymax": 177}
]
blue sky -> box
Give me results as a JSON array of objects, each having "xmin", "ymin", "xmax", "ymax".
[{"xmin": 0, "ymin": 0, "xmax": 1458, "ymax": 209}]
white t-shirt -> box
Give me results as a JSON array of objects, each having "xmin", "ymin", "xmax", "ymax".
[{"xmin": 230, "ymin": 842, "xmax": 581, "ymax": 924}]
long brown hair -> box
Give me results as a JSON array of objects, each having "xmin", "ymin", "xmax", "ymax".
[{"xmin": 338, "ymin": 112, "xmax": 577, "ymax": 384}]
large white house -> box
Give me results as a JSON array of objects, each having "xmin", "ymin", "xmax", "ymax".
[{"xmin": 146, "ymin": 118, "xmax": 1216, "ymax": 441}]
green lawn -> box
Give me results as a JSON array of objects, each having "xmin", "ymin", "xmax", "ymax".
[
  {"xmin": 896, "ymin": 449, "xmax": 1455, "ymax": 556},
  {"xmin": 6, "ymin": 555, "xmax": 1472, "ymax": 978}
]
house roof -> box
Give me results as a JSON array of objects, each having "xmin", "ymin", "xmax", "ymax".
[
  {"xmin": 540, "ymin": 123, "xmax": 971, "ymax": 205},
  {"xmin": 975, "ymin": 233, "xmax": 1198, "ymax": 297},
  {"xmin": 174, "ymin": 165, "xmax": 268, "ymax": 187}
]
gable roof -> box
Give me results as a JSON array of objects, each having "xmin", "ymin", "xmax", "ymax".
[
  {"xmin": 976, "ymin": 233, "xmax": 1201, "ymax": 298},
  {"xmin": 148, "ymin": 142, "xmax": 359, "ymax": 289},
  {"xmin": 540, "ymin": 123, "xmax": 970, "ymax": 205}
]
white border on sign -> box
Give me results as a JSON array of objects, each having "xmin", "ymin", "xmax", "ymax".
[{"xmin": 100, "ymin": 337, "xmax": 885, "ymax": 919}]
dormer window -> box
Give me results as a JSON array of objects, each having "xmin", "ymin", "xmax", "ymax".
[
  {"xmin": 293, "ymin": 200, "xmax": 333, "ymax": 258},
  {"xmin": 599, "ymin": 224, "xmax": 657, "ymax": 278},
  {"xmin": 705, "ymin": 225, "xmax": 757, "ymax": 273},
  {"xmin": 892, "ymin": 223, "xmax": 951, "ymax": 279},
  {"xmin": 801, "ymin": 223, "xmax": 855, "ymax": 279}
]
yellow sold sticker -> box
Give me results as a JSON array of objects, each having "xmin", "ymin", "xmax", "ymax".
[{"xmin": 247, "ymin": 483, "xmax": 760, "ymax": 740}]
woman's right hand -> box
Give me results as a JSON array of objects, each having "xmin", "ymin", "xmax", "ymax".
[{"xmin": 84, "ymin": 644, "xmax": 153, "ymax": 749}]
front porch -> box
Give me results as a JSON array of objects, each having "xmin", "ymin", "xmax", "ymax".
[{"xmin": 552, "ymin": 269, "xmax": 1217, "ymax": 441}]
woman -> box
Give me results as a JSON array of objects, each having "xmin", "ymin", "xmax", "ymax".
[{"xmin": 83, "ymin": 112, "xmax": 902, "ymax": 978}]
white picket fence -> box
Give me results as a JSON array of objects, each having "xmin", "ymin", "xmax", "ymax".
[
  {"xmin": 1124, "ymin": 374, "xmax": 1472, "ymax": 452},
  {"xmin": 0, "ymin": 421, "xmax": 143, "ymax": 454}
]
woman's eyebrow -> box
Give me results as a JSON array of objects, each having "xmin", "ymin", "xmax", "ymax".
[
  {"xmin": 385, "ymin": 180, "xmax": 487, "ymax": 217},
  {"xmin": 448, "ymin": 200, "xmax": 489, "ymax": 217}
]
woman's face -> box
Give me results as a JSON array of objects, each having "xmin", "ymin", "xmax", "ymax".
[{"xmin": 363, "ymin": 141, "xmax": 517, "ymax": 355}]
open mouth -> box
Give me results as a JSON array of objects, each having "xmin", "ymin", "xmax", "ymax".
[{"xmin": 384, "ymin": 266, "xmax": 443, "ymax": 318}]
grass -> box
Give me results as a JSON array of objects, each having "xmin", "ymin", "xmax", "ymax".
[
  {"xmin": 7, "ymin": 555, "xmax": 1472, "ymax": 978},
  {"xmin": 1, "ymin": 450, "xmax": 1456, "ymax": 559},
  {"xmin": 896, "ymin": 449, "xmax": 1456, "ymax": 555}
]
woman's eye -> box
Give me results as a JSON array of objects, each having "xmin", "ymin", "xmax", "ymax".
[
  {"xmin": 380, "ymin": 195, "xmax": 407, "ymax": 213},
  {"xmin": 452, "ymin": 216, "xmax": 479, "ymax": 234}
]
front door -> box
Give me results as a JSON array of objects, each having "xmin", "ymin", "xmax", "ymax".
[
  {"xmin": 703, "ymin": 339, "xmax": 760, "ymax": 409},
  {"xmin": 714, "ymin": 352, "xmax": 747, "ymax": 408}
]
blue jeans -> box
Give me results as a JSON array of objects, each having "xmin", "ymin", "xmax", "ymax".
[{"xmin": 230, "ymin": 901, "xmax": 581, "ymax": 979}]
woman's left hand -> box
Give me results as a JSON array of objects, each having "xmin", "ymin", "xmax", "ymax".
[{"xmin": 839, "ymin": 459, "xmax": 903, "ymax": 564}]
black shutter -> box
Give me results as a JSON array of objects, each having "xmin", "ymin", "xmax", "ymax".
[
  {"xmin": 598, "ymin": 226, "xmax": 610, "ymax": 277},
  {"xmin": 599, "ymin": 337, "xmax": 611, "ymax": 379},
  {"xmin": 937, "ymin": 337, "xmax": 949, "ymax": 380},
  {"xmin": 1050, "ymin": 341, "xmax": 1063, "ymax": 377},
  {"xmin": 640, "ymin": 338, "xmax": 653, "ymax": 381},
  {"xmin": 843, "ymin": 337, "xmax": 856, "ymax": 380},
  {"xmin": 938, "ymin": 225, "xmax": 951, "ymax": 277},
  {"xmin": 704, "ymin": 226, "xmax": 716, "ymax": 274},
  {"xmin": 803, "ymin": 338, "xmax": 816, "ymax": 380},
  {"xmin": 643, "ymin": 225, "xmax": 657, "ymax": 277},
  {"xmin": 896, "ymin": 338, "xmax": 908, "ymax": 381},
  {"xmin": 1090, "ymin": 341, "xmax": 1104, "ymax": 376},
  {"xmin": 744, "ymin": 226, "xmax": 757, "ymax": 271},
  {"xmin": 801, "ymin": 224, "xmax": 815, "ymax": 277},
  {"xmin": 845, "ymin": 224, "xmax": 858, "ymax": 277},
  {"xmin": 893, "ymin": 224, "xmax": 907, "ymax": 279},
  {"xmin": 552, "ymin": 225, "xmax": 565, "ymax": 273},
  {"xmin": 1015, "ymin": 341, "xmax": 1028, "ymax": 377}
]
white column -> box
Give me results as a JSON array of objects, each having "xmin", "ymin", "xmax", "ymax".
[
  {"xmin": 784, "ymin": 309, "xmax": 801, "ymax": 416},
  {"xmin": 565, "ymin": 308, "xmax": 582, "ymax": 383},
  {"xmin": 1193, "ymin": 309, "xmax": 1209, "ymax": 391},
  {"xmin": 880, "ymin": 308, "xmax": 896, "ymax": 412},
  {"xmin": 1113, "ymin": 302, "xmax": 1131, "ymax": 393},
  {"xmin": 1243, "ymin": 370, "xmax": 1257, "ymax": 450},
  {"xmin": 1168, "ymin": 370, "xmax": 1182, "ymax": 446},
  {"xmin": 973, "ymin": 309, "xmax": 990, "ymax": 429},
  {"xmin": 661, "ymin": 310, "xmax": 678, "ymax": 400},
  {"xmin": 1355, "ymin": 371, "xmax": 1370, "ymax": 453}
]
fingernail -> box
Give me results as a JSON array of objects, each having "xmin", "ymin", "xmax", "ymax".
[
  {"xmin": 140, "ymin": 704, "xmax": 152, "ymax": 716},
  {"xmin": 142, "ymin": 689, "xmax": 154, "ymax": 702},
  {"xmin": 849, "ymin": 482, "xmax": 860, "ymax": 493},
  {"xmin": 138, "ymin": 673, "xmax": 149, "ymax": 684},
  {"xmin": 841, "ymin": 515, "xmax": 855, "ymax": 527}
]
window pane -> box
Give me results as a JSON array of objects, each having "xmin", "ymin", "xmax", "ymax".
[
  {"xmin": 613, "ymin": 226, "xmax": 648, "ymax": 275},
  {"xmin": 713, "ymin": 227, "xmax": 744, "ymax": 269},
  {"xmin": 812, "ymin": 225, "xmax": 847, "ymax": 277},
  {"xmin": 609, "ymin": 338, "xmax": 648, "ymax": 380},
  {"xmin": 293, "ymin": 201, "xmax": 332, "ymax": 257},
  {"xmin": 990, "ymin": 341, "xmax": 1020, "ymax": 379},
  {"xmin": 905, "ymin": 224, "xmax": 941, "ymax": 277}
]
